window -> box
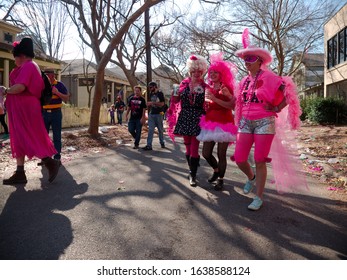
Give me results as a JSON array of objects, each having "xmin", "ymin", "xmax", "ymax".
[
  {"xmin": 338, "ymin": 29, "xmax": 346, "ymax": 64},
  {"xmin": 4, "ymin": 33, "xmax": 13, "ymax": 43},
  {"xmin": 79, "ymin": 78, "xmax": 94, "ymax": 87},
  {"xmin": 328, "ymin": 38, "xmax": 334, "ymax": 69},
  {"xmin": 105, "ymin": 82, "xmax": 112, "ymax": 93},
  {"xmin": 328, "ymin": 35, "xmax": 338, "ymax": 69},
  {"xmin": 328, "ymin": 28, "xmax": 347, "ymax": 69}
]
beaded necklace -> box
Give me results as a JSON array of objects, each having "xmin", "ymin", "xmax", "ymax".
[
  {"xmin": 188, "ymin": 81, "xmax": 204, "ymax": 105},
  {"xmin": 238, "ymin": 69, "xmax": 263, "ymax": 129},
  {"xmin": 241, "ymin": 69, "xmax": 263, "ymax": 105}
]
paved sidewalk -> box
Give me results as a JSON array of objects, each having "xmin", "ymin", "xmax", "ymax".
[{"xmin": 0, "ymin": 135, "xmax": 346, "ymax": 260}]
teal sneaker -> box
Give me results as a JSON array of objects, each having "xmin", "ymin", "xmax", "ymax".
[
  {"xmin": 243, "ymin": 176, "xmax": 255, "ymax": 194},
  {"xmin": 248, "ymin": 196, "xmax": 263, "ymax": 211}
]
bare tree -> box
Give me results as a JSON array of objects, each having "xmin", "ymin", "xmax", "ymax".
[
  {"xmin": 11, "ymin": 0, "xmax": 71, "ymax": 60},
  {"xmin": 105, "ymin": 5, "xmax": 179, "ymax": 89},
  {"xmin": 151, "ymin": 0, "xmax": 234, "ymax": 80},
  {"xmin": 61, "ymin": 0, "xmax": 165, "ymax": 137},
  {"xmin": 151, "ymin": 27, "xmax": 186, "ymax": 84},
  {"xmin": 154, "ymin": 0, "xmax": 340, "ymax": 80},
  {"xmin": 1, "ymin": 0, "xmax": 25, "ymax": 27},
  {"xmin": 221, "ymin": 0, "xmax": 340, "ymax": 76}
]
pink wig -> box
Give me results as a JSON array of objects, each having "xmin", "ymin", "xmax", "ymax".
[{"xmin": 207, "ymin": 52, "xmax": 237, "ymax": 93}]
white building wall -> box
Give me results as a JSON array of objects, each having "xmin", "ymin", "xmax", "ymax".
[{"xmin": 324, "ymin": 4, "xmax": 347, "ymax": 102}]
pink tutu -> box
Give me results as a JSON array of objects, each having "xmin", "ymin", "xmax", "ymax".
[{"xmin": 197, "ymin": 115, "xmax": 237, "ymax": 142}]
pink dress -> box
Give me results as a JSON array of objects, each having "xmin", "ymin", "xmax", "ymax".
[
  {"xmin": 5, "ymin": 60, "xmax": 56, "ymax": 159},
  {"xmin": 197, "ymin": 90, "xmax": 237, "ymax": 143}
]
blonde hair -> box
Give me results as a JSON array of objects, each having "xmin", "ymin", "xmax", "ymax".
[{"xmin": 186, "ymin": 54, "xmax": 208, "ymax": 74}]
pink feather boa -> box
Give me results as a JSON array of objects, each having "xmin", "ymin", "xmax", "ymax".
[
  {"xmin": 166, "ymin": 96, "xmax": 181, "ymax": 143},
  {"xmin": 166, "ymin": 78, "xmax": 191, "ymax": 142},
  {"xmin": 269, "ymin": 75, "xmax": 307, "ymax": 193},
  {"xmin": 282, "ymin": 76, "xmax": 302, "ymax": 130}
]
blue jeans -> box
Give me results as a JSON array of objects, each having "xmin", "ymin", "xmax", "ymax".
[
  {"xmin": 128, "ymin": 118, "xmax": 143, "ymax": 146},
  {"xmin": 117, "ymin": 110, "xmax": 123, "ymax": 124},
  {"xmin": 147, "ymin": 113, "xmax": 164, "ymax": 147},
  {"xmin": 43, "ymin": 109, "xmax": 62, "ymax": 160}
]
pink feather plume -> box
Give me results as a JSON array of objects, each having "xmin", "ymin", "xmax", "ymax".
[{"xmin": 242, "ymin": 28, "xmax": 250, "ymax": 49}]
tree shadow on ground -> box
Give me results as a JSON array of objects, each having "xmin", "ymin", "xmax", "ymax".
[{"xmin": 77, "ymin": 136, "xmax": 347, "ymax": 259}]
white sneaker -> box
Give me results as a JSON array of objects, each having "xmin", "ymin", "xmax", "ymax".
[{"xmin": 248, "ymin": 196, "xmax": 263, "ymax": 211}]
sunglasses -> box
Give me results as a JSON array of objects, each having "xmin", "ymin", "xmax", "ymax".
[{"xmin": 244, "ymin": 55, "xmax": 259, "ymax": 63}]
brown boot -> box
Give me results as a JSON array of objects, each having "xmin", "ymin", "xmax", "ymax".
[
  {"xmin": 3, "ymin": 171, "xmax": 27, "ymax": 185},
  {"xmin": 43, "ymin": 157, "xmax": 61, "ymax": 183}
]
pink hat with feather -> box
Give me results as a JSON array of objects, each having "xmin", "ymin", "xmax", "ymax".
[{"xmin": 235, "ymin": 28, "xmax": 273, "ymax": 66}]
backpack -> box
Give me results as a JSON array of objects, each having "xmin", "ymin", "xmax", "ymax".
[{"xmin": 40, "ymin": 71, "xmax": 53, "ymax": 106}]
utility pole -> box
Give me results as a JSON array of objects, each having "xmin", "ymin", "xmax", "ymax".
[{"xmin": 145, "ymin": 6, "xmax": 152, "ymax": 101}]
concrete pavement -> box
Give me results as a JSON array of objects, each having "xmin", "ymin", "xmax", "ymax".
[{"xmin": 0, "ymin": 135, "xmax": 346, "ymax": 260}]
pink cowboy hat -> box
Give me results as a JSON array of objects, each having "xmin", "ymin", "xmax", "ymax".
[
  {"xmin": 235, "ymin": 28, "xmax": 273, "ymax": 66},
  {"xmin": 235, "ymin": 46, "xmax": 273, "ymax": 66}
]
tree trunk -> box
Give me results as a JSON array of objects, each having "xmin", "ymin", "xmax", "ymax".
[
  {"xmin": 123, "ymin": 68, "xmax": 139, "ymax": 89},
  {"xmin": 88, "ymin": 68, "xmax": 105, "ymax": 137}
]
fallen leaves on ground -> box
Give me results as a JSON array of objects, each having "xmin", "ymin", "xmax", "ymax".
[{"xmin": 297, "ymin": 122, "xmax": 347, "ymax": 202}]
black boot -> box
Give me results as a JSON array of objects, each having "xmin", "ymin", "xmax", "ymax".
[
  {"xmin": 188, "ymin": 174, "xmax": 196, "ymax": 186},
  {"xmin": 42, "ymin": 157, "xmax": 61, "ymax": 183},
  {"xmin": 214, "ymin": 178, "xmax": 224, "ymax": 191},
  {"xmin": 189, "ymin": 157, "xmax": 200, "ymax": 187},
  {"xmin": 208, "ymin": 171, "xmax": 219, "ymax": 183},
  {"xmin": 185, "ymin": 154, "xmax": 191, "ymax": 179},
  {"xmin": 3, "ymin": 170, "xmax": 27, "ymax": 185},
  {"xmin": 185, "ymin": 154, "xmax": 190, "ymax": 167}
]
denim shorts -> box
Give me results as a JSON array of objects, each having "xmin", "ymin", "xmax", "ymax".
[{"xmin": 238, "ymin": 116, "xmax": 276, "ymax": 134}]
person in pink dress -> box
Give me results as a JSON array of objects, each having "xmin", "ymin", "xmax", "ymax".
[
  {"xmin": 197, "ymin": 53, "xmax": 238, "ymax": 191},
  {"xmin": 0, "ymin": 37, "xmax": 61, "ymax": 185}
]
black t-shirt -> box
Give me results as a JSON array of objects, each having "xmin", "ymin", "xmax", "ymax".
[
  {"xmin": 149, "ymin": 90, "xmax": 165, "ymax": 114},
  {"xmin": 128, "ymin": 95, "xmax": 147, "ymax": 120},
  {"xmin": 115, "ymin": 100, "xmax": 126, "ymax": 111}
]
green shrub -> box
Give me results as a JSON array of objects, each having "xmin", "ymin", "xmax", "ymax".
[
  {"xmin": 299, "ymin": 99, "xmax": 308, "ymax": 121},
  {"xmin": 306, "ymin": 97, "xmax": 346, "ymax": 124}
]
